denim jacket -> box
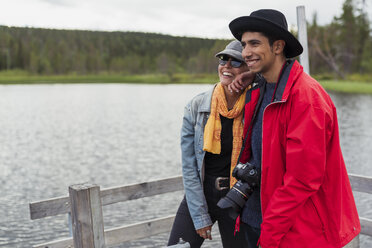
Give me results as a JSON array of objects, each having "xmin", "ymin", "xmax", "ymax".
[{"xmin": 181, "ymin": 85, "xmax": 215, "ymax": 230}]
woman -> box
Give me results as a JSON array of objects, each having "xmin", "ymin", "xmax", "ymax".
[{"xmin": 168, "ymin": 40, "xmax": 253, "ymax": 248}]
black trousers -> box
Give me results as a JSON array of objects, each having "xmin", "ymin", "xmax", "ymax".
[
  {"xmin": 241, "ymin": 222, "xmax": 260, "ymax": 248},
  {"xmin": 167, "ymin": 174, "xmax": 247, "ymax": 248}
]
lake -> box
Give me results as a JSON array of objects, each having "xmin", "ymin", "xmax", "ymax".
[{"xmin": 0, "ymin": 83, "xmax": 371, "ymax": 247}]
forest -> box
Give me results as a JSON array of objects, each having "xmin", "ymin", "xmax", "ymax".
[{"xmin": 0, "ymin": 0, "xmax": 371, "ymax": 80}]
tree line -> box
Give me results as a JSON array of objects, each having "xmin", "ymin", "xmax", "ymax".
[
  {"xmin": 0, "ymin": 26, "xmax": 227, "ymax": 76},
  {"xmin": 307, "ymin": 0, "xmax": 372, "ymax": 79},
  {"xmin": 0, "ymin": 0, "xmax": 371, "ymax": 79}
]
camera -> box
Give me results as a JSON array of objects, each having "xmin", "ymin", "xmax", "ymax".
[{"xmin": 217, "ymin": 162, "xmax": 260, "ymax": 219}]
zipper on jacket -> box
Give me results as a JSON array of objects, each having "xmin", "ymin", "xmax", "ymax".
[
  {"xmin": 260, "ymin": 100, "xmax": 328, "ymax": 242},
  {"xmin": 260, "ymin": 100, "xmax": 285, "ymax": 219}
]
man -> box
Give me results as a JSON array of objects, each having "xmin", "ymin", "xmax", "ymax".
[{"xmin": 228, "ymin": 9, "xmax": 361, "ymax": 248}]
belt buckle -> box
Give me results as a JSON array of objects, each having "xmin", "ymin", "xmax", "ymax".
[{"xmin": 215, "ymin": 177, "xmax": 229, "ymax": 190}]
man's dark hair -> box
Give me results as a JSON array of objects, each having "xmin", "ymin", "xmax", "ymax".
[
  {"xmin": 261, "ymin": 32, "xmax": 280, "ymax": 46},
  {"xmin": 242, "ymin": 29, "xmax": 287, "ymax": 57}
]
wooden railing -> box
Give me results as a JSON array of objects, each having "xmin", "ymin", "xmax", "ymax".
[{"xmin": 29, "ymin": 174, "xmax": 372, "ymax": 248}]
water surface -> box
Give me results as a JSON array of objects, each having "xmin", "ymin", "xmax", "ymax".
[{"xmin": 0, "ymin": 84, "xmax": 371, "ymax": 247}]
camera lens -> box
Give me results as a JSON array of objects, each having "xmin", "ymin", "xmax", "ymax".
[
  {"xmin": 217, "ymin": 180, "xmax": 253, "ymax": 219},
  {"xmin": 218, "ymin": 162, "xmax": 260, "ymax": 219}
]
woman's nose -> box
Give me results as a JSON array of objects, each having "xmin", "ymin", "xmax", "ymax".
[{"xmin": 224, "ymin": 59, "xmax": 232, "ymax": 68}]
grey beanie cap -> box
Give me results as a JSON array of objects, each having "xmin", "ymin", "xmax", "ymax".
[{"xmin": 215, "ymin": 40, "xmax": 244, "ymax": 62}]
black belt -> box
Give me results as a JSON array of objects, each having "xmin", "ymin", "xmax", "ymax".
[
  {"xmin": 205, "ymin": 174, "xmax": 229, "ymax": 191},
  {"xmin": 215, "ymin": 177, "xmax": 229, "ymax": 190}
]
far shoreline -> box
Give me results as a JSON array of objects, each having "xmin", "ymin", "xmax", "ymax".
[{"xmin": 1, "ymin": 73, "xmax": 372, "ymax": 95}]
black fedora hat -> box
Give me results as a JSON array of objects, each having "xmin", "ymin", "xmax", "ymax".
[{"xmin": 229, "ymin": 9, "xmax": 303, "ymax": 58}]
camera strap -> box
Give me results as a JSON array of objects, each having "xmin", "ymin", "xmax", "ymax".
[
  {"xmin": 236, "ymin": 61, "xmax": 288, "ymax": 164},
  {"xmin": 236, "ymin": 80, "xmax": 266, "ymax": 164}
]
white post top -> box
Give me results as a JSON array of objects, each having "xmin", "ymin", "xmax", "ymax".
[{"xmin": 296, "ymin": 5, "xmax": 310, "ymax": 75}]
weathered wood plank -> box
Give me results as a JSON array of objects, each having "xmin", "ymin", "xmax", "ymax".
[
  {"xmin": 30, "ymin": 176, "xmax": 183, "ymax": 220},
  {"xmin": 33, "ymin": 237, "xmax": 73, "ymax": 248},
  {"xmin": 105, "ymin": 215, "xmax": 175, "ymax": 245},
  {"xmin": 31, "ymin": 216, "xmax": 372, "ymax": 247},
  {"xmin": 29, "ymin": 196, "xmax": 69, "ymax": 220},
  {"xmin": 350, "ymin": 236, "xmax": 359, "ymax": 248},
  {"xmin": 360, "ymin": 217, "xmax": 372, "ymax": 236},
  {"xmin": 69, "ymin": 184, "xmax": 105, "ymax": 248},
  {"xmin": 32, "ymin": 215, "xmax": 175, "ymax": 248},
  {"xmin": 100, "ymin": 176, "xmax": 183, "ymax": 205},
  {"xmin": 349, "ymin": 174, "xmax": 372, "ymax": 194},
  {"xmin": 28, "ymin": 174, "xmax": 372, "ymax": 220},
  {"xmin": 343, "ymin": 235, "xmax": 359, "ymax": 248},
  {"xmin": 30, "ymin": 174, "xmax": 372, "ymax": 244}
]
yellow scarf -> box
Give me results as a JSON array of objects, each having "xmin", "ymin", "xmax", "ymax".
[{"xmin": 203, "ymin": 83, "xmax": 248, "ymax": 187}]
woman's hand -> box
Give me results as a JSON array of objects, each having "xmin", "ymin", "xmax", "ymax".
[
  {"xmin": 196, "ymin": 225, "xmax": 212, "ymax": 240},
  {"xmin": 228, "ymin": 71, "xmax": 256, "ymax": 93}
]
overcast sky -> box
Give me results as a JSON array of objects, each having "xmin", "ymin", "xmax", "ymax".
[{"xmin": 1, "ymin": 0, "xmax": 371, "ymax": 39}]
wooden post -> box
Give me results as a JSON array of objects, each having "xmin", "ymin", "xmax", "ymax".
[
  {"xmin": 68, "ymin": 212, "xmax": 73, "ymax": 236},
  {"xmin": 69, "ymin": 183, "xmax": 106, "ymax": 248},
  {"xmin": 296, "ymin": 6, "xmax": 310, "ymax": 75}
]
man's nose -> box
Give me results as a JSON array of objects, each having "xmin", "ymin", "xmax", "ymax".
[{"xmin": 242, "ymin": 46, "xmax": 252, "ymax": 59}]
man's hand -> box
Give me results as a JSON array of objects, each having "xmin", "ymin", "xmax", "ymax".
[
  {"xmin": 228, "ymin": 71, "xmax": 256, "ymax": 93},
  {"xmin": 196, "ymin": 225, "xmax": 212, "ymax": 240}
]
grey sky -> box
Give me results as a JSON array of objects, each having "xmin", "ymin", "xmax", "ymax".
[{"xmin": 1, "ymin": 0, "xmax": 371, "ymax": 39}]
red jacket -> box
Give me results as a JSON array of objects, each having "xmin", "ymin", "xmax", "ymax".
[{"xmin": 240, "ymin": 60, "xmax": 360, "ymax": 248}]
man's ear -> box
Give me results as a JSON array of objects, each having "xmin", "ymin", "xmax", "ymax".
[{"xmin": 273, "ymin": 40, "xmax": 285, "ymax": 55}]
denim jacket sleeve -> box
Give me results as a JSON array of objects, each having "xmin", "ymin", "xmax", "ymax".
[{"xmin": 181, "ymin": 95, "xmax": 212, "ymax": 230}]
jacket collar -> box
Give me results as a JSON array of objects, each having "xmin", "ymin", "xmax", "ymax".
[
  {"xmin": 274, "ymin": 60, "xmax": 303, "ymax": 102},
  {"xmin": 198, "ymin": 84, "xmax": 217, "ymax": 113}
]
